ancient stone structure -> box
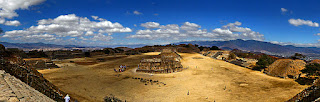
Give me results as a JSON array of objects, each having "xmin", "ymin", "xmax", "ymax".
[
  {"xmin": 0, "ymin": 70, "xmax": 55, "ymax": 102},
  {"xmin": 286, "ymin": 79, "xmax": 320, "ymax": 102},
  {"xmin": 265, "ymin": 59, "xmax": 306, "ymax": 79},
  {"xmin": 0, "ymin": 45, "xmax": 73, "ymax": 102},
  {"xmin": 229, "ymin": 58, "xmax": 258, "ymax": 68},
  {"xmin": 46, "ymin": 50, "xmax": 85, "ymax": 59},
  {"xmin": 136, "ymin": 49, "xmax": 183, "ymax": 73},
  {"xmin": 24, "ymin": 58, "xmax": 59, "ymax": 69},
  {"xmin": 202, "ymin": 50, "xmax": 231, "ymax": 60}
]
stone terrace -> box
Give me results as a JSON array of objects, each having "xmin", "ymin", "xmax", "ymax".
[{"xmin": 0, "ymin": 70, "xmax": 55, "ymax": 102}]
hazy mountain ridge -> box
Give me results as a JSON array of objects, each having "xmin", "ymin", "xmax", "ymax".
[
  {"xmin": 0, "ymin": 42, "xmax": 147, "ymax": 50},
  {"xmin": 176, "ymin": 39, "xmax": 320, "ymax": 57},
  {"xmin": 2, "ymin": 40, "xmax": 320, "ymax": 57},
  {"xmin": 0, "ymin": 42, "xmax": 82, "ymax": 49}
]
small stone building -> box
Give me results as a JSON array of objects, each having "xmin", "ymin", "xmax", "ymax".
[
  {"xmin": 202, "ymin": 50, "xmax": 231, "ymax": 60},
  {"xmin": 24, "ymin": 58, "xmax": 59, "ymax": 69},
  {"xmin": 136, "ymin": 49, "xmax": 183, "ymax": 73}
]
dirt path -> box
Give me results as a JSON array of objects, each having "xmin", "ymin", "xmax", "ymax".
[{"xmin": 38, "ymin": 52, "xmax": 308, "ymax": 102}]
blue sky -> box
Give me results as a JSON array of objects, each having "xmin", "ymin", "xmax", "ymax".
[{"xmin": 0, "ymin": 0, "xmax": 320, "ymax": 47}]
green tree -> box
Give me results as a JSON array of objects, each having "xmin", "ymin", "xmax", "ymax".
[
  {"xmin": 253, "ymin": 54, "xmax": 276, "ymax": 71},
  {"xmin": 228, "ymin": 53, "xmax": 237, "ymax": 60},
  {"xmin": 290, "ymin": 53, "xmax": 306, "ymax": 59},
  {"xmin": 210, "ymin": 46, "xmax": 220, "ymax": 50},
  {"xmin": 301, "ymin": 63, "xmax": 320, "ymax": 76}
]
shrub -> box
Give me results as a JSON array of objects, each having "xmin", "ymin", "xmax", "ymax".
[
  {"xmin": 301, "ymin": 63, "xmax": 320, "ymax": 76},
  {"xmin": 253, "ymin": 54, "xmax": 276, "ymax": 71}
]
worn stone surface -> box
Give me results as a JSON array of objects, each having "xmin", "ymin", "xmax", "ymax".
[{"xmin": 0, "ymin": 70, "xmax": 55, "ymax": 102}]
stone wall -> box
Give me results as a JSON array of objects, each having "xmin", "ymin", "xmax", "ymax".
[
  {"xmin": 0, "ymin": 70, "xmax": 55, "ymax": 102},
  {"xmin": 136, "ymin": 49, "xmax": 183, "ymax": 73},
  {"xmin": 0, "ymin": 45, "xmax": 73, "ymax": 102}
]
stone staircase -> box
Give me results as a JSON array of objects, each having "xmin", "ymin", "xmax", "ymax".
[{"xmin": 0, "ymin": 70, "xmax": 55, "ymax": 102}]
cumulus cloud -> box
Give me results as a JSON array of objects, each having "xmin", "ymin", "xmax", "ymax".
[
  {"xmin": 91, "ymin": 15, "xmax": 106, "ymax": 21},
  {"xmin": 288, "ymin": 18, "xmax": 319, "ymax": 27},
  {"xmin": 316, "ymin": 33, "xmax": 320, "ymax": 36},
  {"xmin": 140, "ymin": 22, "xmax": 160, "ymax": 28},
  {"xmin": 128, "ymin": 21, "xmax": 264, "ymax": 41},
  {"xmin": 180, "ymin": 22, "xmax": 201, "ymax": 31},
  {"xmin": 0, "ymin": 18, "xmax": 5, "ymax": 24},
  {"xmin": 2, "ymin": 14, "xmax": 132, "ymax": 43},
  {"xmin": 281, "ymin": 8, "xmax": 288, "ymax": 13},
  {"xmin": 0, "ymin": 0, "xmax": 45, "ymax": 26},
  {"xmin": 4, "ymin": 20, "xmax": 21, "ymax": 26},
  {"xmin": 133, "ymin": 10, "xmax": 142, "ymax": 15}
]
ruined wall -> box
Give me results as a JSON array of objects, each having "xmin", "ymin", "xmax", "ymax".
[
  {"xmin": 202, "ymin": 50, "xmax": 231, "ymax": 60},
  {"xmin": 24, "ymin": 58, "xmax": 59, "ymax": 69},
  {"xmin": 136, "ymin": 49, "xmax": 183, "ymax": 73},
  {"xmin": 0, "ymin": 70, "xmax": 55, "ymax": 102},
  {"xmin": 0, "ymin": 44, "xmax": 73, "ymax": 102},
  {"xmin": 286, "ymin": 79, "xmax": 320, "ymax": 102}
]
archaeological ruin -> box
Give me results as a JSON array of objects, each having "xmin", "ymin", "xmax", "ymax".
[
  {"xmin": 136, "ymin": 49, "xmax": 183, "ymax": 73},
  {"xmin": 265, "ymin": 59, "xmax": 306, "ymax": 79},
  {"xmin": 0, "ymin": 44, "xmax": 73, "ymax": 102}
]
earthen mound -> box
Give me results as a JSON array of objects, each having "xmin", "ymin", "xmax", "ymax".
[{"xmin": 266, "ymin": 59, "xmax": 306, "ymax": 78}]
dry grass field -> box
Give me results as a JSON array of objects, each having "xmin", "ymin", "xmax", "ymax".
[{"xmin": 38, "ymin": 52, "xmax": 309, "ymax": 102}]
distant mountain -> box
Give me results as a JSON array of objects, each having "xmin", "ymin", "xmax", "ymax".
[
  {"xmin": 176, "ymin": 39, "xmax": 320, "ymax": 57},
  {"xmin": 0, "ymin": 42, "xmax": 147, "ymax": 50},
  {"xmin": 3, "ymin": 40, "xmax": 320, "ymax": 57},
  {"xmin": 0, "ymin": 42, "xmax": 85, "ymax": 49},
  {"xmin": 106, "ymin": 44, "xmax": 147, "ymax": 48}
]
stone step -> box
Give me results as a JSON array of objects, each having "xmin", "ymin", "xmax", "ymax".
[{"xmin": 0, "ymin": 70, "xmax": 55, "ymax": 102}]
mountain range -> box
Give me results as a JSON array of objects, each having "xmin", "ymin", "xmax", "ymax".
[
  {"xmin": 0, "ymin": 42, "xmax": 82, "ymax": 49},
  {"xmin": 176, "ymin": 39, "xmax": 320, "ymax": 57},
  {"xmin": 2, "ymin": 40, "xmax": 320, "ymax": 57}
]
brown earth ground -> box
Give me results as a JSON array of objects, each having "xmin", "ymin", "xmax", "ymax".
[{"xmin": 38, "ymin": 52, "xmax": 309, "ymax": 102}]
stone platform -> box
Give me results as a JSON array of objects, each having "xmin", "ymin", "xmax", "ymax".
[{"xmin": 0, "ymin": 70, "xmax": 55, "ymax": 102}]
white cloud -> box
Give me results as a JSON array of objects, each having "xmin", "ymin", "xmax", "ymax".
[
  {"xmin": 180, "ymin": 22, "xmax": 201, "ymax": 31},
  {"xmin": 0, "ymin": 18, "xmax": 5, "ymax": 24},
  {"xmin": 160, "ymin": 24, "xmax": 179, "ymax": 30},
  {"xmin": 133, "ymin": 10, "xmax": 142, "ymax": 15},
  {"xmin": 316, "ymin": 33, "xmax": 320, "ymax": 36},
  {"xmin": 128, "ymin": 21, "xmax": 264, "ymax": 41},
  {"xmin": 0, "ymin": 0, "xmax": 45, "ymax": 26},
  {"xmin": 4, "ymin": 20, "xmax": 21, "ymax": 26},
  {"xmin": 90, "ymin": 33, "xmax": 113, "ymax": 42},
  {"xmin": 288, "ymin": 18, "xmax": 319, "ymax": 27},
  {"xmin": 140, "ymin": 22, "xmax": 160, "ymax": 28},
  {"xmin": 91, "ymin": 15, "xmax": 105, "ymax": 21},
  {"xmin": 281, "ymin": 8, "xmax": 288, "ymax": 13},
  {"xmin": 2, "ymin": 14, "xmax": 132, "ymax": 43},
  {"xmin": 91, "ymin": 16, "xmax": 98, "ymax": 20},
  {"xmin": 270, "ymin": 40, "xmax": 320, "ymax": 47}
]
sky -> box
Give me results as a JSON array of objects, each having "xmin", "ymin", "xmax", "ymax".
[{"xmin": 0, "ymin": 0, "xmax": 320, "ymax": 47}]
